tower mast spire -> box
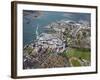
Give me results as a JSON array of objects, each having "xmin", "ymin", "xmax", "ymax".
[{"xmin": 36, "ymin": 24, "xmax": 39, "ymax": 40}]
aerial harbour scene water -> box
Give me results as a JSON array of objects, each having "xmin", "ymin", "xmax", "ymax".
[{"xmin": 23, "ymin": 10, "xmax": 91, "ymax": 69}]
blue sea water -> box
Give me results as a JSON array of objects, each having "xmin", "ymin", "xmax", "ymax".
[{"xmin": 23, "ymin": 10, "xmax": 90, "ymax": 46}]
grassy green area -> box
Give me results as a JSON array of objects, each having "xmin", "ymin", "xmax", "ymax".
[
  {"xmin": 71, "ymin": 59, "xmax": 81, "ymax": 66},
  {"xmin": 61, "ymin": 48, "xmax": 90, "ymax": 67},
  {"xmin": 62, "ymin": 48, "xmax": 91, "ymax": 61}
]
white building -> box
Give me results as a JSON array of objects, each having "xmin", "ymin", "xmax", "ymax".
[{"xmin": 36, "ymin": 33, "xmax": 66, "ymax": 53}]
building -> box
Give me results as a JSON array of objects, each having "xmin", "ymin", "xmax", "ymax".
[{"xmin": 36, "ymin": 33, "xmax": 66, "ymax": 53}]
